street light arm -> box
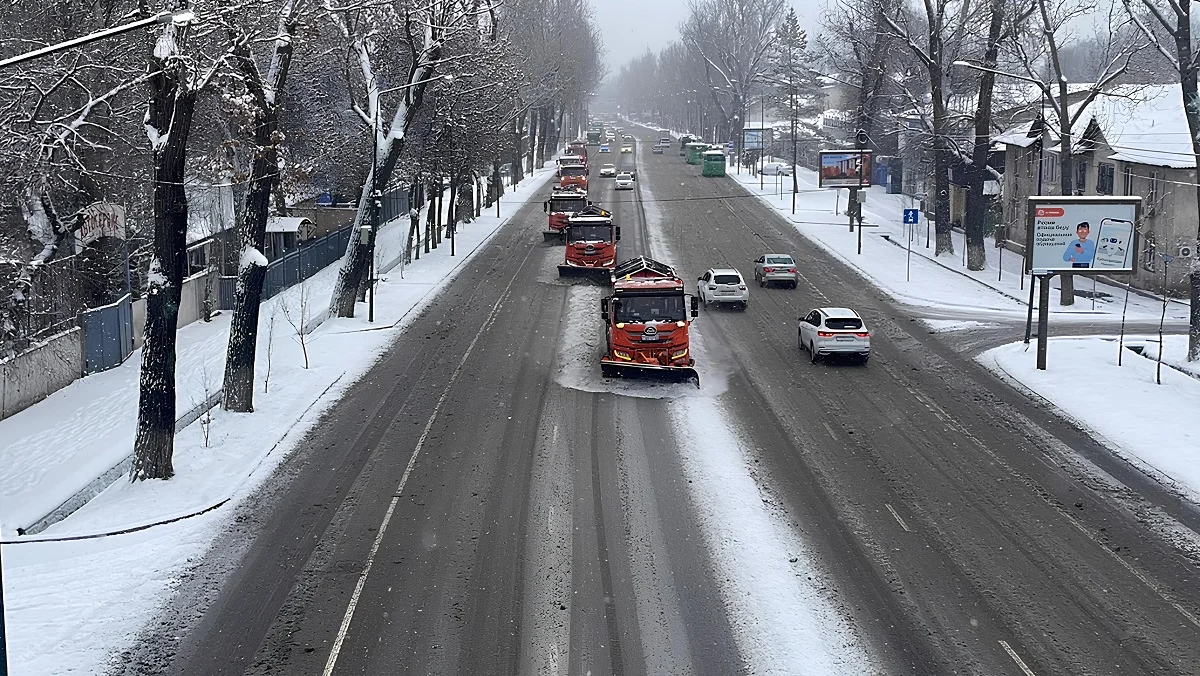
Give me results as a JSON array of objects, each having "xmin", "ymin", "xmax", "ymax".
[{"xmin": 0, "ymin": 10, "xmax": 195, "ymax": 69}]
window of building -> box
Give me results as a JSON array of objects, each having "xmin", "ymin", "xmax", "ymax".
[
  {"xmin": 1123, "ymin": 164, "xmax": 1135, "ymax": 194},
  {"xmin": 1097, "ymin": 163, "xmax": 1115, "ymax": 195},
  {"xmin": 1148, "ymin": 171, "xmax": 1159, "ymax": 204},
  {"xmin": 1044, "ymin": 152, "xmax": 1058, "ymax": 185},
  {"xmin": 1076, "ymin": 161, "xmax": 1087, "ymax": 193}
]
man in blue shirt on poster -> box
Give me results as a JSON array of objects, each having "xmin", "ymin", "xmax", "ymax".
[{"xmin": 1062, "ymin": 222, "xmax": 1096, "ymax": 268}]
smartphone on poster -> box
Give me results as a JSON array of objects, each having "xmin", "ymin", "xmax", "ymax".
[{"xmin": 1094, "ymin": 218, "xmax": 1134, "ymax": 269}]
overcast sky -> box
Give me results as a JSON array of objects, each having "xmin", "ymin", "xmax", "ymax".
[{"xmin": 593, "ymin": 0, "xmax": 823, "ymax": 76}]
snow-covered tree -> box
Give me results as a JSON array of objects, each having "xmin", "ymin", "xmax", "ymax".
[
  {"xmin": 765, "ymin": 9, "xmax": 823, "ymax": 196},
  {"xmin": 326, "ymin": 0, "xmax": 498, "ymax": 319}
]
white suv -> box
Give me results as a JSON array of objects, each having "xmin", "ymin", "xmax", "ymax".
[
  {"xmin": 798, "ymin": 307, "xmax": 871, "ymax": 363},
  {"xmin": 697, "ymin": 268, "xmax": 749, "ymax": 310}
]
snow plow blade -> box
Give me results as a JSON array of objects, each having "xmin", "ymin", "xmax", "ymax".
[
  {"xmin": 558, "ymin": 265, "xmax": 612, "ymax": 282},
  {"xmin": 600, "ymin": 361, "xmax": 700, "ymax": 387},
  {"xmin": 543, "ymin": 231, "xmax": 565, "ymax": 242}
]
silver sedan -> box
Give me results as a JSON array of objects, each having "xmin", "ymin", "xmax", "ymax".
[{"xmin": 752, "ymin": 254, "xmax": 798, "ymax": 288}]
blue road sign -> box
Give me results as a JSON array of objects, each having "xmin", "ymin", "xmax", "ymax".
[{"xmin": 903, "ymin": 208, "xmax": 919, "ymax": 224}]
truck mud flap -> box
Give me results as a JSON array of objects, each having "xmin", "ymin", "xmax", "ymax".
[{"xmin": 600, "ymin": 361, "xmax": 700, "ymax": 388}]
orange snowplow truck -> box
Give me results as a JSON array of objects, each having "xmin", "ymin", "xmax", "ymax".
[
  {"xmin": 558, "ymin": 204, "xmax": 618, "ymax": 281},
  {"xmin": 542, "ymin": 187, "xmax": 589, "ymax": 240},
  {"xmin": 567, "ymin": 140, "xmax": 588, "ymax": 159},
  {"xmin": 558, "ymin": 162, "xmax": 588, "ymax": 191},
  {"xmin": 600, "ymin": 257, "xmax": 700, "ymax": 386}
]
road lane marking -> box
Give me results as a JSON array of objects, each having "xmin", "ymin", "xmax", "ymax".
[
  {"xmin": 822, "ymin": 422, "xmax": 838, "ymax": 440},
  {"xmin": 998, "ymin": 640, "xmax": 1037, "ymax": 676},
  {"xmin": 885, "ymin": 503, "xmax": 912, "ymax": 532},
  {"xmin": 322, "ymin": 243, "xmax": 534, "ymax": 676},
  {"xmin": 909, "ymin": 385, "xmax": 1200, "ymax": 629}
]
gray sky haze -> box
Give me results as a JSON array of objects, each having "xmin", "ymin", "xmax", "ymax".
[{"xmin": 592, "ymin": 0, "xmax": 823, "ymax": 75}]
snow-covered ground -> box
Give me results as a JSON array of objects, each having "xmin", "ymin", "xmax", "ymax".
[
  {"xmin": 1, "ymin": 165, "xmax": 557, "ymax": 676},
  {"xmin": 983, "ymin": 336, "xmax": 1200, "ymax": 500}
]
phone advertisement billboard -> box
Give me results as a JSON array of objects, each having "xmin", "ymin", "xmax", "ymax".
[
  {"xmin": 818, "ymin": 150, "xmax": 872, "ymax": 188},
  {"xmin": 1025, "ymin": 196, "xmax": 1140, "ymax": 274}
]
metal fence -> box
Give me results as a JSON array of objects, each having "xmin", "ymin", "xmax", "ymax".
[
  {"xmin": 81, "ymin": 293, "xmax": 134, "ymax": 374},
  {"xmin": 1, "ymin": 255, "xmax": 84, "ymax": 355},
  {"xmin": 218, "ymin": 225, "xmax": 353, "ymax": 311}
]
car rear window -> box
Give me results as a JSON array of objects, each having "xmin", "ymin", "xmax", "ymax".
[
  {"xmin": 766, "ymin": 257, "xmax": 793, "ymax": 265},
  {"xmin": 825, "ymin": 317, "xmax": 863, "ymax": 330},
  {"xmin": 714, "ymin": 274, "xmax": 741, "ymax": 285}
]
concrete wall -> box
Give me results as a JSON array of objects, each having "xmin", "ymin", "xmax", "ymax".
[
  {"xmin": 0, "ymin": 327, "xmax": 83, "ymax": 421},
  {"xmin": 132, "ymin": 268, "xmax": 217, "ymax": 347}
]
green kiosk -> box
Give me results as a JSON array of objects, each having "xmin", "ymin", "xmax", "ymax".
[
  {"xmin": 701, "ymin": 149, "xmax": 727, "ymax": 177},
  {"xmin": 685, "ymin": 142, "xmax": 709, "ymax": 165}
]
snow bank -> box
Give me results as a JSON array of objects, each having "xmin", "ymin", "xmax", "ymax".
[
  {"xmin": 667, "ymin": 396, "xmax": 874, "ymax": 674},
  {"xmin": 983, "ymin": 337, "xmax": 1200, "ymax": 499}
]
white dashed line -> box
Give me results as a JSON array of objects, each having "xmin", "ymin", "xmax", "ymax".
[
  {"xmin": 999, "ymin": 640, "xmax": 1037, "ymax": 676},
  {"xmin": 885, "ymin": 503, "xmax": 912, "ymax": 532}
]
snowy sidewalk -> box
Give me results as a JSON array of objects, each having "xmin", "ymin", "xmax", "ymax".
[
  {"xmin": 727, "ymin": 166, "xmax": 1189, "ymax": 325},
  {"xmin": 982, "ymin": 336, "xmax": 1200, "ymax": 501}
]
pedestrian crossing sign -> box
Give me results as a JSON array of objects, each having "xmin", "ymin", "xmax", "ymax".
[{"xmin": 903, "ymin": 208, "xmax": 919, "ymax": 224}]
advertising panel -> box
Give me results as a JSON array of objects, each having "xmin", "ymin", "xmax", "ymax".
[
  {"xmin": 742, "ymin": 128, "xmax": 767, "ymax": 150},
  {"xmin": 818, "ymin": 150, "xmax": 872, "ymax": 188},
  {"xmin": 1025, "ymin": 196, "xmax": 1140, "ymax": 274}
]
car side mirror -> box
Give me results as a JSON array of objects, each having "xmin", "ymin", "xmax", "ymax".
[
  {"xmin": 697, "ymin": 277, "xmax": 704, "ymax": 282},
  {"xmin": 616, "ymin": 226, "xmax": 622, "ymax": 241},
  {"xmin": 600, "ymin": 297, "xmax": 610, "ymax": 321},
  {"xmin": 691, "ymin": 296, "xmax": 699, "ymax": 318},
  {"xmin": 543, "ymin": 201, "xmax": 549, "ymax": 213}
]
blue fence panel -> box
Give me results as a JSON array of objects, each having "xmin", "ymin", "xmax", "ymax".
[{"xmin": 82, "ymin": 294, "xmax": 133, "ymax": 374}]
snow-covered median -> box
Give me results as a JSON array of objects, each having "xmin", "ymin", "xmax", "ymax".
[
  {"xmin": 2, "ymin": 165, "xmax": 556, "ymax": 676},
  {"xmin": 982, "ymin": 337, "xmax": 1200, "ymax": 499}
]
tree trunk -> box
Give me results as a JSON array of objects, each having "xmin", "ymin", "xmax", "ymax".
[
  {"xmin": 965, "ymin": 0, "xmax": 1005, "ymax": 272},
  {"xmin": 132, "ymin": 65, "xmax": 198, "ymax": 482},
  {"xmin": 222, "ymin": 27, "xmax": 295, "ymax": 412},
  {"xmin": 446, "ymin": 174, "xmax": 457, "ymax": 237},
  {"xmin": 511, "ymin": 112, "xmax": 525, "ymax": 184},
  {"xmin": 425, "ymin": 182, "xmax": 436, "ymax": 253}
]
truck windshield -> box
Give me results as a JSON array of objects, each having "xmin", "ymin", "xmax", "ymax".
[
  {"xmin": 561, "ymin": 166, "xmax": 587, "ymax": 177},
  {"xmin": 552, "ymin": 198, "xmax": 587, "ymax": 212},
  {"xmin": 614, "ymin": 295, "xmax": 686, "ymax": 323},
  {"xmin": 568, "ymin": 225, "xmax": 611, "ymax": 242}
]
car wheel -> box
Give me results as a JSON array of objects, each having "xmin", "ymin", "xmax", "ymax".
[
  {"xmin": 860, "ymin": 354, "xmax": 870, "ymax": 365},
  {"xmin": 810, "ymin": 342, "xmax": 819, "ymax": 363},
  {"xmin": 798, "ymin": 331, "xmax": 805, "ymax": 351},
  {"xmin": 790, "ymin": 281, "xmax": 797, "ymax": 289},
  {"xmin": 740, "ymin": 301, "xmax": 748, "ymax": 311}
]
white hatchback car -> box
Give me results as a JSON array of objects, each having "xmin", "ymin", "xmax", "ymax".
[
  {"xmin": 698, "ymin": 268, "xmax": 749, "ymax": 310},
  {"xmin": 614, "ymin": 172, "xmax": 635, "ymax": 189},
  {"xmin": 599, "ymin": 163, "xmax": 617, "ymax": 177},
  {"xmin": 761, "ymin": 161, "xmax": 794, "ymax": 176},
  {"xmin": 798, "ymin": 307, "xmax": 871, "ymax": 363}
]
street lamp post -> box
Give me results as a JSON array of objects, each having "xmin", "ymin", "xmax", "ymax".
[{"xmin": 0, "ymin": 10, "xmax": 195, "ymax": 69}]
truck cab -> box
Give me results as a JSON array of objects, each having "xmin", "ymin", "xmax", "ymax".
[
  {"xmin": 559, "ymin": 205, "xmax": 618, "ymax": 278},
  {"xmin": 558, "ymin": 163, "xmax": 588, "ymax": 191},
  {"xmin": 600, "ymin": 259, "xmax": 700, "ymax": 384},
  {"xmin": 543, "ymin": 187, "xmax": 589, "ymax": 239}
]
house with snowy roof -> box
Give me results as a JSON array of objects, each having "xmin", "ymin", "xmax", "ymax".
[{"xmin": 995, "ymin": 84, "xmax": 1196, "ymax": 295}]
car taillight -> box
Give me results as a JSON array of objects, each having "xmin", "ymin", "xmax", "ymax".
[
  {"xmin": 763, "ymin": 267, "xmax": 774, "ymax": 273},
  {"xmin": 855, "ymin": 332, "xmax": 870, "ymax": 338},
  {"xmin": 788, "ymin": 267, "xmax": 796, "ymax": 273},
  {"xmin": 818, "ymin": 331, "xmax": 835, "ymax": 338},
  {"xmin": 738, "ymin": 285, "xmax": 747, "ymax": 290}
]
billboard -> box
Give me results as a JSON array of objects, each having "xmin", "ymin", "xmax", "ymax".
[
  {"xmin": 1024, "ymin": 196, "xmax": 1140, "ymax": 274},
  {"xmin": 818, "ymin": 150, "xmax": 872, "ymax": 188},
  {"xmin": 742, "ymin": 128, "xmax": 769, "ymax": 150}
]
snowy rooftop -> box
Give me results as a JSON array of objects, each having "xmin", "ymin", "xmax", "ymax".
[
  {"xmin": 995, "ymin": 84, "xmax": 1197, "ymax": 169},
  {"xmin": 266, "ymin": 216, "xmax": 314, "ymax": 233}
]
